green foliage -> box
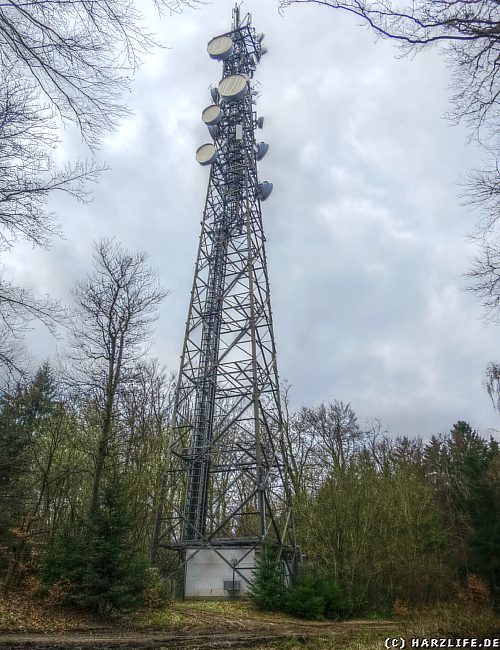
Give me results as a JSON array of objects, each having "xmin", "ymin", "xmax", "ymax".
[
  {"xmin": 451, "ymin": 428, "xmax": 500, "ymax": 606},
  {"xmin": 285, "ymin": 571, "xmax": 349, "ymax": 620},
  {"xmin": 40, "ymin": 476, "xmax": 147, "ymax": 613},
  {"xmin": 40, "ymin": 526, "xmax": 87, "ymax": 594},
  {"xmin": 0, "ymin": 364, "xmax": 58, "ymax": 585},
  {"xmin": 285, "ymin": 572, "xmax": 326, "ymax": 619},
  {"xmin": 83, "ymin": 477, "xmax": 148, "ymax": 613},
  {"xmin": 300, "ymin": 456, "xmax": 453, "ymax": 612},
  {"xmin": 249, "ymin": 545, "xmax": 349, "ymax": 621},
  {"xmin": 248, "ymin": 543, "xmax": 286, "ymax": 611}
]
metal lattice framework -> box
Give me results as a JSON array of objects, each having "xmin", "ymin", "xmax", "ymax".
[{"xmin": 155, "ymin": 6, "xmax": 297, "ymax": 591}]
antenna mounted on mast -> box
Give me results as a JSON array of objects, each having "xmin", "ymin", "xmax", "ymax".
[
  {"xmin": 153, "ymin": 4, "xmax": 297, "ymax": 600},
  {"xmin": 232, "ymin": 2, "xmax": 241, "ymax": 30}
]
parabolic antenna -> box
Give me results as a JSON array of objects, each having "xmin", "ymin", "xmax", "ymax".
[
  {"xmin": 218, "ymin": 74, "xmax": 248, "ymax": 102},
  {"xmin": 256, "ymin": 142, "xmax": 269, "ymax": 161},
  {"xmin": 207, "ymin": 35, "xmax": 233, "ymax": 60},
  {"xmin": 207, "ymin": 124, "xmax": 219, "ymax": 140},
  {"xmin": 257, "ymin": 181, "xmax": 273, "ymax": 201},
  {"xmin": 196, "ymin": 143, "xmax": 217, "ymax": 166},
  {"xmin": 202, "ymin": 105, "xmax": 222, "ymax": 126}
]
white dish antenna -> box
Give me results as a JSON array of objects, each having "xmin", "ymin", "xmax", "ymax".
[
  {"xmin": 196, "ymin": 143, "xmax": 217, "ymax": 166},
  {"xmin": 202, "ymin": 105, "xmax": 222, "ymax": 126},
  {"xmin": 207, "ymin": 35, "xmax": 233, "ymax": 60},
  {"xmin": 218, "ymin": 74, "xmax": 248, "ymax": 102}
]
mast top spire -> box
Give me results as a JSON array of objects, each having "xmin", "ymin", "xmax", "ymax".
[{"xmin": 232, "ymin": 3, "xmax": 240, "ymax": 30}]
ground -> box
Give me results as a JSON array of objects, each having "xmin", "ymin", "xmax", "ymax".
[{"xmin": 0, "ymin": 596, "xmax": 498, "ymax": 649}]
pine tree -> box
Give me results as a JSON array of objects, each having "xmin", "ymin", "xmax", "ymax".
[
  {"xmin": 248, "ymin": 543, "xmax": 286, "ymax": 611},
  {"xmin": 0, "ymin": 364, "xmax": 57, "ymax": 587},
  {"xmin": 82, "ymin": 475, "xmax": 148, "ymax": 614},
  {"xmin": 40, "ymin": 474, "xmax": 147, "ymax": 613}
]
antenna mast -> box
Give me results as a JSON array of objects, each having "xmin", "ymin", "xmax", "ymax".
[{"xmin": 154, "ymin": 7, "xmax": 296, "ymax": 599}]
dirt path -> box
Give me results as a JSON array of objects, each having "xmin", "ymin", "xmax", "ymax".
[
  {"xmin": 0, "ymin": 600, "xmax": 395, "ymax": 649},
  {"xmin": 0, "ymin": 622, "xmax": 394, "ymax": 649}
]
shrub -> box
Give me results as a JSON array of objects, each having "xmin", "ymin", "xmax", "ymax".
[
  {"xmin": 285, "ymin": 571, "xmax": 350, "ymax": 620},
  {"xmin": 285, "ymin": 572, "xmax": 326, "ymax": 619},
  {"xmin": 39, "ymin": 526, "xmax": 88, "ymax": 603}
]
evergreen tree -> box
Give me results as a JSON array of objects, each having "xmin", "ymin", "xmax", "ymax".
[
  {"xmin": 426, "ymin": 422, "xmax": 500, "ymax": 606},
  {"xmin": 453, "ymin": 432, "xmax": 500, "ymax": 606},
  {"xmin": 83, "ymin": 476, "xmax": 148, "ymax": 613},
  {"xmin": 40, "ymin": 474, "xmax": 147, "ymax": 613},
  {"xmin": 248, "ymin": 543, "xmax": 286, "ymax": 611},
  {"xmin": 0, "ymin": 364, "xmax": 57, "ymax": 587}
]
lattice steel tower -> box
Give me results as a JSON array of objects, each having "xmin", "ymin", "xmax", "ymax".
[{"xmin": 155, "ymin": 5, "xmax": 296, "ymax": 598}]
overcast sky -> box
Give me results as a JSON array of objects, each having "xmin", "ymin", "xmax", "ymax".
[{"xmin": 5, "ymin": 0, "xmax": 500, "ymax": 439}]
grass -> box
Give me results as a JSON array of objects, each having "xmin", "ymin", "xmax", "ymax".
[
  {"xmin": 132, "ymin": 607, "xmax": 185, "ymax": 629},
  {"xmin": 1, "ymin": 591, "xmax": 498, "ymax": 648},
  {"xmin": 248, "ymin": 603, "xmax": 500, "ymax": 650}
]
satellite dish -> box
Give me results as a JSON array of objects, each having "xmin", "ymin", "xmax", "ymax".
[
  {"xmin": 210, "ymin": 87, "xmax": 220, "ymax": 104},
  {"xmin": 196, "ymin": 143, "xmax": 217, "ymax": 166},
  {"xmin": 257, "ymin": 116, "xmax": 264, "ymax": 129},
  {"xmin": 202, "ymin": 105, "xmax": 222, "ymax": 126},
  {"xmin": 256, "ymin": 33, "xmax": 265, "ymax": 43},
  {"xmin": 256, "ymin": 142, "xmax": 269, "ymax": 161},
  {"xmin": 218, "ymin": 74, "xmax": 248, "ymax": 102},
  {"xmin": 207, "ymin": 35, "xmax": 233, "ymax": 60},
  {"xmin": 257, "ymin": 181, "xmax": 273, "ymax": 201},
  {"xmin": 260, "ymin": 46, "xmax": 268, "ymax": 57},
  {"xmin": 207, "ymin": 124, "xmax": 219, "ymax": 140}
]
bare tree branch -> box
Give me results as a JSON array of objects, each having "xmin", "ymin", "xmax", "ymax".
[{"xmin": 65, "ymin": 238, "xmax": 168, "ymax": 514}]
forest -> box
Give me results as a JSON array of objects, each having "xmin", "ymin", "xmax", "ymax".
[{"xmin": 0, "ymin": 315, "xmax": 499, "ymax": 615}]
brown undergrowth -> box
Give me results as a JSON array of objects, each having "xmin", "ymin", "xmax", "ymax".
[{"xmin": 0, "ymin": 592, "xmax": 498, "ymax": 649}]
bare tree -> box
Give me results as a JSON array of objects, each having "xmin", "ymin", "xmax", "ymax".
[
  {"xmin": 0, "ymin": 72, "xmax": 101, "ymax": 248},
  {"xmin": 67, "ymin": 239, "xmax": 167, "ymax": 516},
  {"xmin": 485, "ymin": 362, "xmax": 500, "ymax": 414},
  {"xmin": 295, "ymin": 400, "xmax": 364, "ymax": 477},
  {"xmin": 466, "ymin": 238, "xmax": 500, "ymax": 321},
  {"xmin": 279, "ymin": 0, "xmax": 500, "ymax": 137},
  {"xmin": 462, "ymin": 161, "xmax": 500, "ymax": 239},
  {"xmin": 281, "ymin": 383, "xmax": 319, "ymax": 499},
  {"xmin": 0, "ymin": 71, "xmax": 103, "ymax": 374},
  {"xmin": 0, "ymin": 0, "xmax": 199, "ymax": 147},
  {"xmin": 280, "ymin": 0, "xmax": 500, "ymax": 403},
  {"xmin": 0, "ymin": 0, "xmax": 197, "ymax": 373}
]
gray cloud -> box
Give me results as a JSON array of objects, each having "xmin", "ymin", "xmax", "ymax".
[{"xmin": 4, "ymin": 0, "xmax": 498, "ymax": 438}]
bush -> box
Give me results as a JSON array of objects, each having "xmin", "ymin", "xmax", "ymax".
[
  {"xmin": 39, "ymin": 527, "xmax": 88, "ymax": 603},
  {"xmin": 248, "ymin": 546, "xmax": 350, "ymax": 620},
  {"xmin": 285, "ymin": 572, "xmax": 326, "ymax": 619},
  {"xmin": 142, "ymin": 567, "xmax": 171, "ymax": 609},
  {"xmin": 285, "ymin": 571, "xmax": 350, "ymax": 620},
  {"xmin": 320, "ymin": 576, "xmax": 351, "ymax": 619}
]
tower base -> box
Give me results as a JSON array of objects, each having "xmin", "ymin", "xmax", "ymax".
[{"xmin": 184, "ymin": 546, "xmax": 257, "ymax": 599}]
